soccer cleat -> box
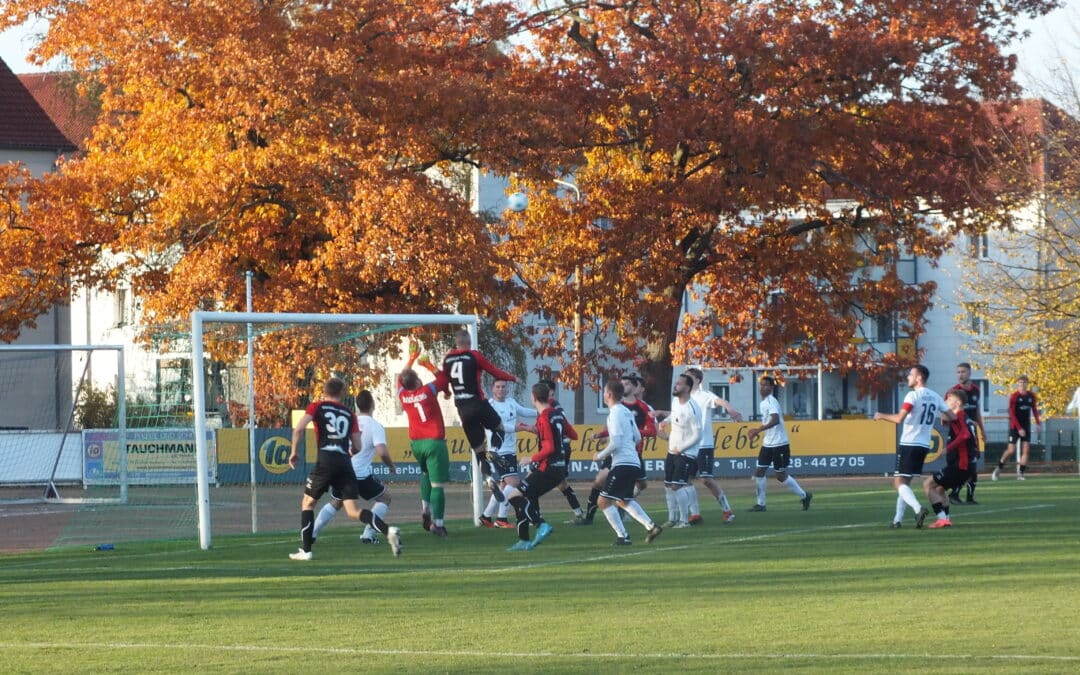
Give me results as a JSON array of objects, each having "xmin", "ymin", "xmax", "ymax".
[
  {"xmin": 507, "ymin": 539, "xmax": 535, "ymax": 551},
  {"xmin": 289, "ymin": 548, "xmax": 312, "ymax": 561},
  {"xmin": 889, "ymin": 521, "xmax": 902, "ymax": 529},
  {"xmin": 661, "ymin": 520, "xmax": 678, "ymax": 528},
  {"xmin": 485, "ymin": 476, "xmax": 505, "ymax": 502},
  {"xmin": 723, "ymin": 511, "xmax": 735, "ymax": 523},
  {"xmin": 533, "ymin": 522, "xmax": 554, "ymax": 544},
  {"xmin": 613, "ymin": 537, "xmax": 633, "ymax": 546},
  {"xmin": 565, "ymin": 515, "xmax": 588, "ymax": 525},
  {"xmin": 494, "ymin": 519, "xmax": 514, "ymax": 529},
  {"xmin": 672, "ymin": 522, "xmax": 691, "ymax": 529},
  {"xmin": 1017, "ymin": 475, "xmax": 1026, "ymax": 481},
  {"xmin": 915, "ymin": 507, "xmax": 930, "ymax": 529},
  {"xmin": 749, "ymin": 504, "xmax": 767, "ymax": 512},
  {"xmin": 570, "ymin": 516, "xmax": 594, "ymax": 526},
  {"xmin": 645, "ymin": 525, "xmax": 664, "ymax": 543},
  {"xmin": 360, "ymin": 535, "xmax": 380, "ymax": 544},
  {"xmin": 430, "ymin": 525, "xmax": 448, "ymax": 538},
  {"xmin": 965, "ymin": 498, "xmax": 980, "ymax": 505},
  {"xmin": 479, "ymin": 516, "xmax": 495, "ymax": 528},
  {"xmin": 801, "ymin": 493, "xmax": 813, "ymax": 511},
  {"xmin": 387, "ymin": 527, "xmax": 402, "ymax": 556},
  {"xmin": 991, "ymin": 468, "xmax": 1000, "ymax": 481},
  {"xmin": 421, "ymin": 512, "xmax": 432, "ymax": 531},
  {"xmin": 928, "ymin": 519, "xmax": 952, "ymax": 529},
  {"xmin": 948, "ymin": 493, "xmax": 963, "ymax": 506},
  {"xmin": 688, "ymin": 514, "xmax": 704, "ymax": 525}
]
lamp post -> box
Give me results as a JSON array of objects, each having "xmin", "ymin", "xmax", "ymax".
[{"xmin": 554, "ymin": 179, "xmax": 586, "ymax": 425}]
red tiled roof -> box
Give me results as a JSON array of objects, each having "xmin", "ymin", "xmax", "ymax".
[
  {"xmin": 0, "ymin": 57, "xmax": 76, "ymax": 152},
  {"xmin": 18, "ymin": 71, "xmax": 97, "ymax": 150}
]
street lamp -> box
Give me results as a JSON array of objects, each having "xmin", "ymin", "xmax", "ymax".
[{"xmin": 553, "ymin": 179, "xmax": 586, "ymax": 425}]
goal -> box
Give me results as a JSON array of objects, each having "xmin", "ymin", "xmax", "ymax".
[
  {"xmin": 0, "ymin": 344, "xmax": 128, "ymax": 504},
  {"xmin": 190, "ymin": 311, "xmax": 487, "ymax": 550}
]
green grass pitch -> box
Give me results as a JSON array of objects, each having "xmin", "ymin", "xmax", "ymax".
[{"xmin": 1, "ymin": 476, "xmax": 1078, "ymax": 673}]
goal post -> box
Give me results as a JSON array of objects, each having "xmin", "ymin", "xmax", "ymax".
[
  {"xmin": 190, "ymin": 310, "xmax": 484, "ymax": 550},
  {"xmin": 0, "ymin": 343, "xmax": 128, "ymax": 504}
]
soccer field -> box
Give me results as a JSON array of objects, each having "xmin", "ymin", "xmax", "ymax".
[{"xmin": 1, "ymin": 476, "xmax": 1078, "ymax": 673}]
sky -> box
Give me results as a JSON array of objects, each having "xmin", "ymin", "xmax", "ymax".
[{"xmin": 1, "ymin": 2, "xmax": 1077, "ymax": 98}]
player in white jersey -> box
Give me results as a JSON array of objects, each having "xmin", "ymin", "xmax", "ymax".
[
  {"xmin": 746, "ymin": 376, "xmax": 811, "ymax": 512},
  {"xmin": 657, "ymin": 373, "xmax": 702, "ymax": 527},
  {"xmin": 684, "ymin": 367, "xmax": 742, "ymax": 524},
  {"xmin": 593, "ymin": 380, "xmax": 663, "ymax": 546},
  {"xmin": 479, "ymin": 378, "xmax": 537, "ymax": 528},
  {"xmin": 311, "ymin": 389, "xmax": 396, "ymax": 544},
  {"xmin": 875, "ymin": 365, "xmax": 954, "ymax": 529}
]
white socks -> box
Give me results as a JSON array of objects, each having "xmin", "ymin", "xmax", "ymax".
[
  {"xmin": 483, "ymin": 495, "xmax": 498, "ymax": 518},
  {"xmin": 755, "ymin": 476, "xmax": 767, "ymax": 506},
  {"xmin": 675, "ymin": 488, "xmax": 690, "ymax": 523},
  {"xmin": 623, "ymin": 500, "xmax": 655, "ymax": 530},
  {"xmin": 313, "ymin": 503, "xmax": 338, "ymax": 538},
  {"xmin": 717, "ymin": 490, "xmax": 732, "ymax": 512},
  {"xmin": 362, "ymin": 502, "xmax": 389, "ymax": 539},
  {"xmin": 783, "ymin": 476, "xmax": 807, "ymax": 498},
  {"xmin": 603, "ymin": 505, "xmax": 628, "ymax": 538},
  {"xmin": 687, "ymin": 484, "xmax": 701, "ymax": 517},
  {"xmin": 897, "ymin": 483, "xmax": 922, "ymax": 511},
  {"xmin": 894, "ymin": 495, "xmax": 907, "ymax": 523},
  {"xmin": 665, "ymin": 487, "xmax": 678, "ymax": 521}
]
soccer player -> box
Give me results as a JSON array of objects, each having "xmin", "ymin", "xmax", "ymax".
[
  {"xmin": 310, "ymin": 389, "xmax": 396, "ymax": 544},
  {"xmin": 874, "ymin": 365, "xmax": 955, "ymax": 529},
  {"xmin": 581, "ymin": 373, "xmax": 655, "ymax": 525},
  {"xmin": 657, "ymin": 373, "xmax": 703, "ymax": 528},
  {"xmin": 479, "ymin": 378, "xmax": 536, "ymax": 528},
  {"xmin": 593, "ymin": 379, "xmax": 664, "ymax": 546},
  {"xmin": 947, "ymin": 362, "xmax": 983, "ymax": 504},
  {"xmin": 441, "ymin": 329, "xmax": 517, "ymax": 488},
  {"xmin": 538, "ymin": 378, "xmax": 588, "ymax": 524},
  {"xmin": 685, "ymin": 367, "xmax": 742, "ymax": 524},
  {"xmin": 994, "ymin": 375, "xmax": 1041, "ymax": 481},
  {"xmin": 287, "ymin": 377, "xmax": 401, "ymax": 560},
  {"xmin": 399, "ymin": 343, "xmax": 452, "ymax": 537},
  {"xmin": 746, "ymin": 375, "xmax": 811, "ymax": 512},
  {"xmin": 924, "ymin": 389, "xmax": 978, "ymax": 528},
  {"xmin": 504, "ymin": 381, "xmax": 577, "ymax": 550}
]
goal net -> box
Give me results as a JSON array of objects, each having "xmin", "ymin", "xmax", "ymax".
[
  {"xmin": 190, "ymin": 311, "xmax": 487, "ymax": 550},
  {"xmin": 0, "ymin": 344, "xmax": 128, "ymax": 505}
]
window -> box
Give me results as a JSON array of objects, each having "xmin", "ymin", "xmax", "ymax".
[
  {"xmin": 872, "ymin": 314, "xmax": 894, "ymax": 342},
  {"xmin": 972, "ymin": 378, "xmax": 990, "ymax": 413},
  {"xmin": 708, "ymin": 384, "xmax": 731, "ymax": 418},
  {"xmin": 964, "ymin": 303, "xmax": 986, "ymax": 335},
  {"xmin": 114, "ymin": 288, "xmax": 129, "ymax": 327},
  {"xmin": 968, "ymin": 233, "xmax": 989, "ymax": 259}
]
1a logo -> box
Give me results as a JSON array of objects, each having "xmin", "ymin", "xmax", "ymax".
[{"xmin": 259, "ymin": 436, "xmax": 293, "ymax": 474}]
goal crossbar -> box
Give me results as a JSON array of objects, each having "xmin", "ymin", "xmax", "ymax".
[{"xmin": 190, "ymin": 310, "xmax": 480, "ymax": 550}]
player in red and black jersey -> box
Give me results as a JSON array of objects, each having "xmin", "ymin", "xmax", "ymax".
[
  {"xmin": 441, "ymin": 329, "xmax": 517, "ymax": 480},
  {"xmin": 503, "ymin": 381, "xmax": 577, "ymax": 550},
  {"xmin": 994, "ymin": 375, "xmax": 1041, "ymax": 481},
  {"xmin": 947, "ymin": 362, "xmax": 984, "ymax": 504},
  {"xmin": 538, "ymin": 378, "xmax": 587, "ymax": 523},
  {"xmin": 287, "ymin": 377, "xmax": 399, "ymax": 560},
  {"xmin": 923, "ymin": 389, "xmax": 978, "ymax": 528}
]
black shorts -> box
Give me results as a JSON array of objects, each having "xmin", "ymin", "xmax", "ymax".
[
  {"xmin": 489, "ymin": 453, "xmax": 519, "ymax": 480},
  {"xmin": 895, "ymin": 444, "xmax": 930, "ymax": 478},
  {"xmin": 696, "ymin": 447, "xmax": 716, "ymax": 477},
  {"xmin": 522, "ymin": 466, "xmax": 566, "ymax": 499},
  {"xmin": 933, "ymin": 465, "xmax": 974, "ymax": 490},
  {"xmin": 305, "ymin": 451, "xmax": 358, "ymax": 501},
  {"xmin": 664, "ymin": 453, "xmax": 696, "ymax": 485},
  {"xmin": 600, "ymin": 464, "xmax": 640, "ymax": 502},
  {"xmin": 331, "ymin": 474, "xmax": 387, "ymax": 502},
  {"xmin": 600, "ymin": 455, "xmax": 613, "ymax": 471},
  {"xmin": 757, "ymin": 444, "xmax": 792, "ymax": 472},
  {"xmin": 1008, "ymin": 425, "xmax": 1032, "ymax": 445},
  {"xmin": 456, "ymin": 398, "xmax": 503, "ymax": 449}
]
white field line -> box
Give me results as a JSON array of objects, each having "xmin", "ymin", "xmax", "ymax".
[
  {"xmin": 0, "ymin": 641, "xmax": 1077, "ymax": 663},
  {"xmin": 0, "ymin": 503, "xmax": 1054, "ymax": 577}
]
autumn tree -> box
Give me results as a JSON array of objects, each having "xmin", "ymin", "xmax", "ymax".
[
  {"xmin": 0, "ymin": 0, "xmax": 568, "ymax": 418},
  {"xmin": 495, "ymin": 0, "xmax": 1057, "ymax": 406},
  {"xmin": 958, "ymin": 95, "xmax": 1080, "ymax": 415}
]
